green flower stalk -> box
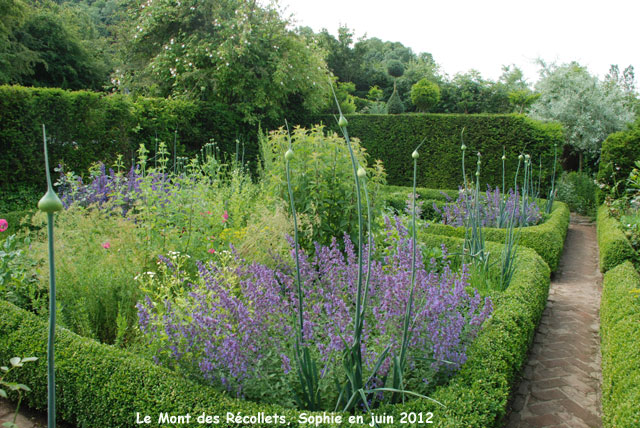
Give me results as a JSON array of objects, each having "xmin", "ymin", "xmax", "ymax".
[
  {"xmin": 283, "ymin": 120, "xmax": 320, "ymax": 410},
  {"xmin": 38, "ymin": 124, "xmax": 63, "ymax": 428},
  {"xmin": 546, "ymin": 144, "xmax": 558, "ymax": 214}
]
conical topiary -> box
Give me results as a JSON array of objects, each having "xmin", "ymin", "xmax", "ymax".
[{"xmin": 387, "ymin": 83, "xmax": 405, "ymax": 114}]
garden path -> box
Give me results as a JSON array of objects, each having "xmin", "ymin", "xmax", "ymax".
[{"xmin": 504, "ymin": 214, "xmax": 603, "ymax": 428}]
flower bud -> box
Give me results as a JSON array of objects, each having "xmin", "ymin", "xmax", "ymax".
[
  {"xmin": 461, "ymin": 144, "xmax": 467, "ymax": 151},
  {"xmin": 38, "ymin": 189, "xmax": 63, "ymax": 213},
  {"xmin": 501, "ymin": 155, "xmax": 506, "ymax": 161},
  {"xmin": 525, "ymin": 154, "xmax": 530, "ymax": 160},
  {"xmin": 338, "ymin": 115, "xmax": 348, "ymax": 128},
  {"xmin": 285, "ymin": 149, "xmax": 294, "ymax": 161},
  {"xmin": 518, "ymin": 154, "xmax": 524, "ymax": 160},
  {"xmin": 475, "ymin": 171, "xmax": 480, "ymax": 177},
  {"xmin": 357, "ymin": 167, "xmax": 366, "ymax": 178},
  {"xmin": 412, "ymin": 150, "xmax": 419, "ymax": 159}
]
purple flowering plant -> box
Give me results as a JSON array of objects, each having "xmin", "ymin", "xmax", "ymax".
[
  {"xmin": 434, "ymin": 185, "xmax": 542, "ymax": 228},
  {"xmin": 135, "ymin": 216, "xmax": 492, "ymax": 408}
]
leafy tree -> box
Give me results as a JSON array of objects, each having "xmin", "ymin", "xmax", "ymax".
[
  {"xmin": 119, "ymin": 0, "xmax": 329, "ymax": 123},
  {"xmin": 367, "ymin": 85, "xmax": 383, "ymax": 101},
  {"xmin": 15, "ymin": 10, "xmax": 109, "ymax": 90},
  {"xmin": 0, "ymin": 0, "xmax": 38, "ymax": 83},
  {"xmin": 605, "ymin": 64, "xmax": 640, "ymax": 115},
  {"xmin": 0, "ymin": 0, "xmax": 113, "ymax": 89},
  {"xmin": 410, "ymin": 78, "xmax": 440, "ymax": 112},
  {"xmin": 530, "ymin": 61, "xmax": 635, "ymax": 170}
]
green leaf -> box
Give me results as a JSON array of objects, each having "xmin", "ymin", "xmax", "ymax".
[
  {"xmin": 0, "ymin": 389, "xmax": 7, "ymax": 398},
  {"xmin": 20, "ymin": 357, "xmax": 38, "ymax": 363},
  {"xmin": 9, "ymin": 358, "xmax": 21, "ymax": 367},
  {"xmin": 0, "ymin": 367, "xmax": 8, "ymax": 372}
]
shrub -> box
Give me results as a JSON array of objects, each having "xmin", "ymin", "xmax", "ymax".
[
  {"xmin": 387, "ymin": 60, "xmax": 405, "ymax": 78},
  {"xmin": 556, "ymin": 171, "xmax": 597, "ymax": 216},
  {"xmin": 600, "ymin": 261, "xmax": 640, "ymax": 428},
  {"xmin": 260, "ymin": 124, "xmax": 386, "ymax": 248},
  {"xmin": 386, "ymin": 87, "xmax": 405, "ymax": 114},
  {"xmin": 411, "ymin": 78, "xmax": 441, "ymax": 112},
  {"xmin": 597, "ymin": 205, "xmax": 636, "ymax": 273},
  {"xmin": 596, "ymin": 120, "xmax": 640, "ymax": 203}
]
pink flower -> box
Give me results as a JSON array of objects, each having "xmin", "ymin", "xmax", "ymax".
[
  {"xmin": 0, "ymin": 219, "xmax": 7, "ymax": 232},
  {"xmin": 102, "ymin": 242, "xmax": 111, "ymax": 249},
  {"xmin": 208, "ymin": 248, "xmax": 216, "ymax": 254},
  {"xmin": 222, "ymin": 210, "xmax": 229, "ymax": 223}
]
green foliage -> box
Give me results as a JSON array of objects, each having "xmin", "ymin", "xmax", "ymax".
[
  {"xmin": 596, "ymin": 120, "xmax": 640, "ymax": 202},
  {"xmin": 0, "ymin": 355, "xmax": 38, "ymax": 428},
  {"xmin": 424, "ymin": 201, "xmax": 570, "ymax": 273},
  {"xmin": 306, "ymin": 114, "xmax": 564, "ymax": 190},
  {"xmin": 600, "ymin": 261, "xmax": 640, "ymax": 428},
  {"xmin": 508, "ymin": 90, "xmax": 540, "ymax": 114},
  {"xmin": 0, "ymin": 0, "xmax": 113, "ymax": 90},
  {"xmin": 530, "ymin": 61, "xmax": 634, "ymax": 170},
  {"xmin": 386, "ymin": 86, "xmax": 405, "ymax": 114},
  {"xmin": 597, "ymin": 205, "xmax": 636, "ymax": 273},
  {"xmin": 555, "ymin": 171, "xmax": 597, "ymax": 216},
  {"xmin": 367, "ymin": 85, "xmax": 383, "ymax": 101},
  {"xmin": 120, "ymin": 0, "xmax": 329, "ymax": 123},
  {"xmin": 0, "ymin": 234, "xmax": 45, "ymax": 313},
  {"xmin": 260, "ymin": 125, "xmax": 386, "ymax": 248},
  {"xmin": 28, "ymin": 208, "xmax": 152, "ymax": 344},
  {"xmin": 387, "ymin": 60, "xmax": 405, "ymax": 78},
  {"xmin": 0, "ymin": 85, "xmax": 246, "ymax": 192},
  {"xmin": 410, "ymin": 78, "xmax": 440, "ymax": 112},
  {"xmin": 0, "ymin": 232, "xmax": 550, "ymax": 427}
]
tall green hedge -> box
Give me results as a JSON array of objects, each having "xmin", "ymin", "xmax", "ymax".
[
  {"xmin": 597, "ymin": 205, "xmax": 636, "ymax": 273},
  {"xmin": 0, "ymin": 85, "xmax": 248, "ymax": 192},
  {"xmin": 303, "ymin": 114, "xmax": 563, "ymax": 189},
  {"xmin": 600, "ymin": 261, "xmax": 640, "ymax": 428},
  {"xmin": 0, "ymin": 236, "xmax": 551, "ymax": 428}
]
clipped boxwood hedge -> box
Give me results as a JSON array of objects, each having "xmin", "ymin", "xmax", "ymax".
[
  {"xmin": 597, "ymin": 205, "xmax": 636, "ymax": 273},
  {"xmin": 304, "ymin": 114, "xmax": 563, "ymax": 189},
  {"xmin": 600, "ymin": 261, "xmax": 640, "ymax": 427},
  {"xmin": 420, "ymin": 201, "xmax": 570, "ymax": 272},
  {"xmin": 0, "ymin": 233, "xmax": 550, "ymax": 427}
]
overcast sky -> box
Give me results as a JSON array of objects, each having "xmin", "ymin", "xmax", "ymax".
[{"xmin": 277, "ymin": 0, "xmax": 639, "ymax": 86}]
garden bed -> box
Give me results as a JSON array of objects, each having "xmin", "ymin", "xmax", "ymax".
[
  {"xmin": 0, "ymin": 234, "xmax": 550, "ymax": 428},
  {"xmin": 414, "ymin": 198, "xmax": 569, "ymax": 273}
]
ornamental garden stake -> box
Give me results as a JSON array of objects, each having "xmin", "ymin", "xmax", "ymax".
[{"xmin": 37, "ymin": 124, "xmax": 63, "ymax": 428}]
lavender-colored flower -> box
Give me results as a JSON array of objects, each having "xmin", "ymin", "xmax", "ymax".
[
  {"xmin": 435, "ymin": 185, "xmax": 541, "ymax": 228},
  {"xmin": 136, "ymin": 217, "xmax": 493, "ymax": 396}
]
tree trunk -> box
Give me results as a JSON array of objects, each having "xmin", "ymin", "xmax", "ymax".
[{"xmin": 578, "ymin": 152, "xmax": 583, "ymax": 172}]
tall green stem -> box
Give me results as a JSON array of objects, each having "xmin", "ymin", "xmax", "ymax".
[{"xmin": 46, "ymin": 212, "xmax": 56, "ymax": 428}]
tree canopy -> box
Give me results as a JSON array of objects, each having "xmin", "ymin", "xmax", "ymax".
[
  {"xmin": 118, "ymin": 0, "xmax": 330, "ymax": 123},
  {"xmin": 530, "ymin": 61, "xmax": 635, "ymax": 170}
]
